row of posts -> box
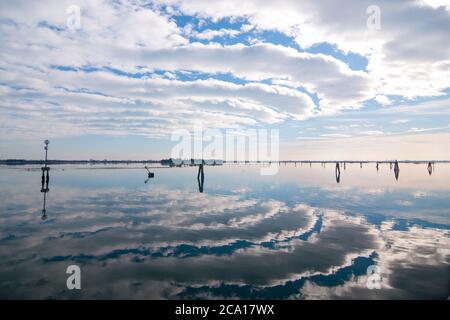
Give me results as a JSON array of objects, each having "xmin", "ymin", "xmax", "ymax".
[
  {"xmin": 38, "ymin": 138, "xmax": 437, "ymax": 206},
  {"xmin": 334, "ymin": 160, "xmax": 434, "ymax": 183}
]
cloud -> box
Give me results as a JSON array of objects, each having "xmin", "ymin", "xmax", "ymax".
[
  {"xmin": 159, "ymin": 0, "xmax": 450, "ymax": 99},
  {"xmin": 192, "ymin": 28, "xmax": 241, "ymax": 40},
  {"xmin": 0, "ymin": 183, "xmax": 381, "ymax": 298},
  {"xmin": 408, "ymin": 124, "xmax": 450, "ymax": 133},
  {"xmin": 0, "ymin": 0, "xmax": 377, "ymax": 140},
  {"xmin": 0, "ymin": 0, "xmax": 449, "ymax": 158},
  {"xmin": 320, "ymin": 133, "xmax": 352, "ymax": 138},
  {"xmin": 287, "ymin": 131, "xmax": 450, "ymax": 160},
  {"xmin": 300, "ymin": 224, "xmax": 450, "ymax": 299},
  {"xmin": 0, "ymin": 64, "xmax": 319, "ymax": 138},
  {"xmin": 375, "ymin": 95, "xmax": 392, "ymax": 106},
  {"xmin": 360, "ymin": 130, "xmax": 384, "ymax": 136},
  {"xmin": 391, "ymin": 119, "xmax": 410, "ymax": 124}
]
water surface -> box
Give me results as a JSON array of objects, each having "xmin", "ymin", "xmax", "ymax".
[{"xmin": 0, "ymin": 163, "xmax": 449, "ymax": 299}]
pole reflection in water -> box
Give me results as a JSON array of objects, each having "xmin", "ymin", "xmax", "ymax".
[
  {"xmin": 40, "ymin": 140, "xmax": 50, "ymax": 220},
  {"xmin": 427, "ymin": 162, "xmax": 433, "ymax": 176},
  {"xmin": 197, "ymin": 161, "xmax": 205, "ymax": 193},
  {"xmin": 335, "ymin": 162, "xmax": 341, "ymax": 183},
  {"xmin": 394, "ymin": 160, "xmax": 400, "ymax": 181},
  {"xmin": 40, "ymin": 168, "xmax": 50, "ymax": 220},
  {"xmin": 41, "ymin": 184, "xmax": 48, "ymax": 219}
]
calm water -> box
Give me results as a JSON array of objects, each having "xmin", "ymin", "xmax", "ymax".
[{"xmin": 0, "ymin": 163, "xmax": 449, "ymax": 299}]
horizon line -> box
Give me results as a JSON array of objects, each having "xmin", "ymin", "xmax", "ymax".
[{"xmin": 1, "ymin": 159, "xmax": 449, "ymax": 164}]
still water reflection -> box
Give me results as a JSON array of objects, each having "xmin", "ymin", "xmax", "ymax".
[{"xmin": 0, "ymin": 164, "xmax": 449, "ymax": 299}]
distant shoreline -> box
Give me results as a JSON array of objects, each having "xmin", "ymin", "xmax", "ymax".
[
  {"xmin": 1, "ymin": 159, "xmax": 449, "ymax": 166},
  {"xmin": 0, "ymin": 159, "xmax": 161, "ymax": 166}
]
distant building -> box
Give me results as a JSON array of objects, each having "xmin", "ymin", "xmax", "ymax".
[{"xmin": 160, "ymin": 158, "xmax": 223, "ymax": 166}]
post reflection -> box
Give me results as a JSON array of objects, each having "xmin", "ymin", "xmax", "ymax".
[
  {"xmin": 394, "ymin": 160, "xmax": 400, "ymax": 181},
  {"xmin": 40, "ymin": 168, "xmax": 50, "ymax": 220},
  {"xmin": 427, "ymin": 162, "xmax": 433, "ymax": 176},
  {"xmin": 197, "ymin": 160, "xmax": 205, "ymax": 193},
  {"xmin": 335, "ymin": 162, "xmax": 341, "ymax": 183},
  {"xmin": 40, "ymin": 140, "xmax": 50, "ymax": 220}
]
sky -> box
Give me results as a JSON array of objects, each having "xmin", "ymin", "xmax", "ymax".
[{"xmin": 0, "ymin": 0, "xmax": 449, "ymax": 160}]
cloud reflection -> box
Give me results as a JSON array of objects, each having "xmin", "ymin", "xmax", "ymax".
[{"xmin": 0, "ymin": 166, "xmax": 449, "ymax": 299}]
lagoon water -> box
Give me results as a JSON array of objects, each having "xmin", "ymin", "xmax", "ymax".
[{"xmin": 0, "ymin": 163, "xmax": 449, "ymax": 299}]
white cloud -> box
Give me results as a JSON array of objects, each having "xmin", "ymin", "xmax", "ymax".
[
  {"xmin": 375, "ymin": 95, "xmax": 392, "ymax": 106},
  {"xmin": 159, "ymin": 0, "xmax": 450, "ymax": 99},
  {"xmin": 360, "ymin": 130, "xmax": 384, "ymax": 136},
  {"xmin": 391, "ymin": 119, "xmax": 410, "ymax": 124},
  {"xmin": 0, "ymin": 63, "xmax": 319, "ymax": 138},
  {"xmin": 0, "ymin": 0, "xmax": 381, "ymax": 141},
  {"xmin": 193, "ymin": 28, "xmax": 241, "ymax": 40},
  {"xmin": 0, "ymin": 0, "xmax": 449, "ymax": 150},
  {"xmin": 408, "ymin": 125, "xmax": 450, "ymax": 133},
  {"xmin": 320, "ymin": 133, "xmax": 352, "ymax": 138}
]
